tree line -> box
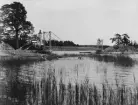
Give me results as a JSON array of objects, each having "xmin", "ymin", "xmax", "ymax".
[
  {"xmin": 43, "ymin": 40, "xmax": 78, "ymax": 46},
  {"xmin": 110, "ymin": 33, "xmax": 138, "ymax": 48}
]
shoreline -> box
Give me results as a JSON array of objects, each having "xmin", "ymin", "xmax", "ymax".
[{"xmin": 1, "ymin": 49, "xmax": 138, "ymax": 61}]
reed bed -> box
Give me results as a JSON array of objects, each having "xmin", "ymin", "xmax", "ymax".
[{"xmin": 24, "ymin": 70, "xmax": 138, "ymax": 105}]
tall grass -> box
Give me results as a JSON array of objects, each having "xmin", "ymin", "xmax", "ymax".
[
  {"xmin": 6, "ymin": 67, "xmax": 138, "ymax": 105},
  {"xmin": 23, "ymin": 70, "xmax": 138, "ymax": 105}
]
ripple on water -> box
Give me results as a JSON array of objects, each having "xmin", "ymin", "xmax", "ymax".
[{"xmin": 0, "ymin": 56, "xmax": 137, "ymax": 104}]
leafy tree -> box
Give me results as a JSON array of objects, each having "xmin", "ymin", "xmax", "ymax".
[
  {"xmin": 110, "ymin": 33, "xmax": 122, "ymax": 46},
  {"xmin": 133, "ymin": 41, "xmax": 138, "ymax": 48},
  {"xmin": 38, "ymin": 30, "xmax": 42, "ymax": 35},
  {"xmin": 0, "ymin": 2, "xmax": 34, "ymax": 49},
  {"xmin": 129, "ymin": 40, "xmax": 133, "ymax": 46},
  {"xmin": 122, "ymin": 34, "xmax": 130, "ymax": 46},
  {"xmin": 110, "ymin": 33, "xmax": 131, "ymax": 47}
]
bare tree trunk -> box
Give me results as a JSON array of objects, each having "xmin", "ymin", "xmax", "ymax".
[{"xmin": 16, "ymin": 30, "xmax": 19, "ymax": 49}]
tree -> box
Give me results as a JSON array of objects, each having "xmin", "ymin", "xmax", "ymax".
[
  {"xmin": 133, "ymin": 41, "xmax": 138, "ymax": 48},
  {"xmin": 129, "ymin": 40, "xmax": 133, "ymax": 46},
  {"xmin": 0, "ymin": 2, "xmax": 34, "ymax": 49},
  {"xmin": 110, "ymin": 33, "xmax": 131, "ymax": 47},
  {"xmin": 110, "ymin": 33, "xmax": 122, "ymax": 46},
  {"xmin": 97, "ymin": 38, "xmax": 103, "ymax": 49},
  {"xmin": 122, "ymin": 34, "xmax": 130, "ymax": 46}
]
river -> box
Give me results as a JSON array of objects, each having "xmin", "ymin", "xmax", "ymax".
[{"xmin": 0, "ymin": 53, "xmax": 138, "ymax": 104}]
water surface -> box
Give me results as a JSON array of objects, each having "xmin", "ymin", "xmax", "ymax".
[{"xmin": 0, "ymin": 55, "xmax": 138, "ymax": 104}]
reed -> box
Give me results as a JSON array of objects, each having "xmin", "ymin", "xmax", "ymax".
[
  {"xmin": 7, "ymin": 61, "xmax": 138, "ymax": 105},
  {"xmin": 40, "ymin": 75, "xmax": 138, "ymax": 105}
]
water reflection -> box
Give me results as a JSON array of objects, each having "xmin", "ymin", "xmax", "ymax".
[
  {"xmin": 0, "ymin": 56, "xmax": 137, "ymax": 104},
  {"xmin": 90, "ymin": 54, "xmax": 135, "ymax": 67},
  {"xmin": 0, "ymin": 57, "xmax": 40, "ymax": 105}
]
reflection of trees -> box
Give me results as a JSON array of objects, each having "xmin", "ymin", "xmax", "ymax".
[
  {"xmin": 5, "ymin": 66, "xmax": 29, "ymax": 104},
  {"xmin": 9, "ymin": 79, "xmax": 29, "ymax": 103},
  {"xmin": 0, "ymin": 57, "xmax": 48, "ymax": 104},
  {"xmin": 0, "ymin": 58, "xmax": 66, "ymax": 105},
  {"xmin": 0, "ymin": 57, "xmax": 39, "ymax": 67},
  {"xmin": 91, "ymin": 54, "xmax": 134, "ymax": 67},
  {"xmin": 0, "ymin": 58, "xmax": 37, "ymax": 104}
]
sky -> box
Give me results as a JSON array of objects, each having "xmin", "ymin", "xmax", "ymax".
[{"xmin": 0, "ymin": 0, "xmax": 138, "ymax": 45}]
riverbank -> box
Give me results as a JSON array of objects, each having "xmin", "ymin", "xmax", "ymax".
[
  {"xmin": 1, "ymin": 49, "xmax": 138, "ymax": 62},
  {"xmin": 45, "ymin": 46, "xmax": 97, "ymax": 51}
]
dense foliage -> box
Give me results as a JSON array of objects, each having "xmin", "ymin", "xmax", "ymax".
[
  {"xmin": 43, "ymin": 40, "xmax": 78, "ymax": 46},
  {"xmin": 0, "ymin": 2, "xmax": 34, "ymax": 49},
  {"xmin": 110, "ymin": 34, "xmax": 130, "ymax": 46},
  {"xmin": 110, "ymin": 33, "xmax": 138, "ymax": 49}
]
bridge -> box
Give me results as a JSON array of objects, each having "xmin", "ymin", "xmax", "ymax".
[
  {"xmin": 37, "ymin": 31, "xmax": 62, "ymax": 52},
  {"xmin": 21, "ymin": 31, "xmax": 102, "ymax": 52}
]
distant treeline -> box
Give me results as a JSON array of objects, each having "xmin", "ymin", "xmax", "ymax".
[
  {"xmin": 43, "ymin": 40, "xmax": 79, "ymax": 46},
  {"xmin": 128, "ymin": 41, "xmax": 138, "ymax": 48},
  {"xmin": 43, "ymin": 40, "xmax": 110, "ymax": 49}
]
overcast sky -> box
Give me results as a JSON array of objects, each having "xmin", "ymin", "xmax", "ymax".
[{"xmin": 0, "ymin": 0, "xmax": 138, "ymax": 45}]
